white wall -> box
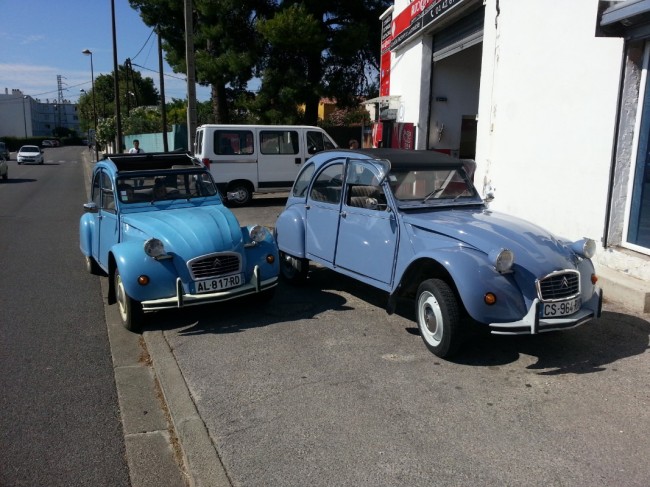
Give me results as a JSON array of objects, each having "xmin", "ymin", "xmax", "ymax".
[
  {"xmin": 475, "ymin": 0, "xmax": 624, "ymax": 242},
  {"xmin": 391, "ymin": 38, "xmax": 429, "ymax": 147}
]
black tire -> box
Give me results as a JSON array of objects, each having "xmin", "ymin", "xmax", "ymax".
[
  {"xmin": 226, "ymin": 182, "xmax": 253, "ymax": 207},
  {"xmin": 85, "ymin": 255, "xmax": 102, "ymax": 275},
  {"xmin": 279, "ymin": 251, "xmax": 309, "ymax": 284},
  {"xmin": 415, "ymin": 279, "xmax": 462, "ymax": 358},
  {"xmin": 114, "ymin": 267, "xmax": 144, "ymax": 332}
]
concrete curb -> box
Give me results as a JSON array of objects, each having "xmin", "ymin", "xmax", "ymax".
[{"xmin": 144, "ymin": 331, "xmax": 231, "ymax": 487}]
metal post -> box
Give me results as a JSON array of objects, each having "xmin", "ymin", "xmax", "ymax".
[
  {"xmin": 111, "ymin": 0, "xmax": 123, "ymax": 153},
  {"xmin": 82, "ymin": 49, "xmax": 99, "ymax": 162}
]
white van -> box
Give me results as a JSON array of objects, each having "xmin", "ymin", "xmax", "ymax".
[{"xmin": 194, "ymin": 124, "xmax": 337, "ymax": 206}]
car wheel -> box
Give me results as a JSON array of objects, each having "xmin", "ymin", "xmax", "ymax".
[
  {"xmin": 415, "ymin": 279, "xmax": 462, "ymax": 358},
  {"xmin": 114, "ymin": 267, "xmax": 143, "ymax": 332},
  {"xmin": 279, "ymin": 251, "xmax": 309, "ymax": 284},
  {"xmin": 85, "ymin": 255, "xmax": 102, "ymax": 275},
  {"xmin": 226, "ymin": 182, "xmax": 252, "ymax": 207}
]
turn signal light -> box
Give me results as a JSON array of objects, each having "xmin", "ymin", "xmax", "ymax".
[
  {"xmin": 484, "ymin": 292, "xmax": 497, "ymax": 305},
  {"xmin": 591, "ymin": 274, "xmax": 598, "ymax": 285},
  {"xmin": 266, "ymin": 254, "xmax": 275, "ymax": 264},
  {"xmin": 138, "ymin": 275, "xmax": 150, "ymax": 286}
]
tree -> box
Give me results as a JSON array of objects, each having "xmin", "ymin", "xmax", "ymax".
[
  {"xmin": 77, "ymin": 66, "xmax": 159, "ymax": 132},
  {"xmin": 128, "ymin": 0, "xmax": 390, "ymax": 124},
  {"xmin": 130, "ymin": 0, "xmax": 272, "ymax": 123},
  {"xmin": 255, "ymin": 1, "xmax": 391, "ymax": 125}
]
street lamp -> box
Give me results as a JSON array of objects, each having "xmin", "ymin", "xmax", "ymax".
[{"xmin": 82, "ymin": 49, "xmax": 99, "ymax": 162}]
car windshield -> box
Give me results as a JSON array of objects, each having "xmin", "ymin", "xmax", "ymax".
[
  {"xmin": 21, "ymin": 146, "xmax": 40, "ymax": 153},
  {"xmin": 387, "ymin": 166, "xmax": 480, "ymax": 205},
  {"xmin": 116, "ymin": 170, "xmax": 219, "ymax": 203}
]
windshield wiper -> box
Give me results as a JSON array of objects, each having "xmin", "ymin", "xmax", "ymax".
[{"xmin": 422, "ymin": 188, "xmax": 443, "ymax": 202}]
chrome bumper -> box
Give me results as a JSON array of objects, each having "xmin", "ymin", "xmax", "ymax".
[
  {"xmin": 488, "ymin": 287, "xmax": 603, "ymax": 335},
  {"xmin": 141, "ymin": 265, "xmax": 278, "ymax": 311}
]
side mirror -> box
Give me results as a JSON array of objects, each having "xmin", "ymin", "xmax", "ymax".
[
  {"xmin": 484, "ymin": 190, "xmax": 495, "ymax": 203},
  {"xmin": 83, "ymin": 202, "xmax": 99, "ymax": 214}
]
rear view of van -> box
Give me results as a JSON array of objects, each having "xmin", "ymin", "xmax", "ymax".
[{"xmin": 194, "ymin": 125, "xmax": 337, "ymax": 206}]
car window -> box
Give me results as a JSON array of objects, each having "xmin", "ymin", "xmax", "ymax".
[
  {"xmin": 292, "ymin": 163, "xmax": 315, "ymax": 198},
  {"xmin": 388, "ymin": 167, "xmax": 477, "ymax": 203},
  {"xmin": 345, "ymin": 160, "xmax": 388, "ymax": 211},
  {"xmin": 100, "ymin": 171, "xmax": 115, "ymax": 212},
  {"xmin": 260, "ymin": 131, "xmax": 299, "ymax": 155},
  {"xmin": 117, "ymin": 171, "xmax": 219, "ymax": 203},
  {"xmin": 306, "ymin": 131, "xmax": 336, "ymax": 153},
  {"xmin": 309, "ymin": 162, "xmax": 343, "ymax": 204},
  {"xmin": 92, "ymin": 173, "xmax": 101, "ymax": 206},
  {"xmin": 214, "ymin": 130, "xmax": 254, "ymax": 156}
]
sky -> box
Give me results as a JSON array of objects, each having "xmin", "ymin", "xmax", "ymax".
[{"xmin": 0, "ymin": 0, "xmax": 211, "ymax": 104}]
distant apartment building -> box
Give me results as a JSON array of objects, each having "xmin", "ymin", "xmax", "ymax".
[{"xmin": 0, "ymin": 88, "xmax": 81, "ymax": 138}]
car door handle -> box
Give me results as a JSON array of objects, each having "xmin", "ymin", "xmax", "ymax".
[{"xmin": 340, "ymin": 211, "xmax": 347, "ymax": 218}]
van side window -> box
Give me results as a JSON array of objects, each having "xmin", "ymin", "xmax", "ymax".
[
  {"xmin": 307, "ymin": 131, "xmax": 336, "ymax": 154},
  {"xmin": 260, "ymin": 131, "xmax": 299, "ymax": 155},
  {"xmin": 214, "ymin": 131, "xmax": 254, "ymax": 156}
]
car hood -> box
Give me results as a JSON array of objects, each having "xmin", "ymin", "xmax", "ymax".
[
  {"xmin": 121, "ymin": 205, "xmax": 243, "ymax": 257},
  {"xmin": 403, "ymin": 208, "xmax": 578, "ymax": 272}
]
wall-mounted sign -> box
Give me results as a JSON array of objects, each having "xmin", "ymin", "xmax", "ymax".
[{"xmin": 390, "ymin": 0, "xmax": 467, "ymax": 50}]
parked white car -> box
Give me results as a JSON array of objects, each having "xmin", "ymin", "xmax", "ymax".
[{"xmin": 17, "ymin": 145, "xmax": 44, "ymax": 165}]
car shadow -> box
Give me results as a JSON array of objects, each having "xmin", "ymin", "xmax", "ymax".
[
  {"xmin": 144, "ymin": 274, "xmax": 356, "ymax": 336},
  {"xmin": 143, "ymin": 264, "xmax": 650, "ymax": 374},
  {"xmin": 226, "ymin": 195, "xmax": 288, "ymax": 208},
  {"xmin": 1, "ymin": 178, "xmax": 37, "ymax": 184}
]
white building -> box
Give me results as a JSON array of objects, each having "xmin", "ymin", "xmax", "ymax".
[
  {"xmin": 373, "ymin": 0, "xmax": 650, "ymax": 312},
  {"xmin": 0, "ymin": 88, "xmax": 81, "ymax": 138}
]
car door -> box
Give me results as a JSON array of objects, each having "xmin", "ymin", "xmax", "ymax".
[
  {"xmin": 257, "ymin": 129, "xmax": 302, "ymax": 188},
  {"xmin": 305, "ymin": 161, "xmax": 344, "ymax": 264},
  {"xmin": 334, "ymin": 159, "xmax": 397, "ymax": 286},
  {"xmin": 96, "ymin": 171, "xmax": 118, "ymax": 268}
]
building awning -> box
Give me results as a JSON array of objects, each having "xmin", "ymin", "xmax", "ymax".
[
  {"xmin": 361, "ymin": 96, "xmax": 401, "ymax": 105},
  {"xmin": 601, "ymin": 0, "xmax": 650, "ymax": 27}
]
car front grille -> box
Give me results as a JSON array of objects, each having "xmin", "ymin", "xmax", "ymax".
[
  {"xmin": 536, "ymin": 270, "xmax": 580, "ymax": 301},
  {"xmin": 188, "ymin": 252, "xmax": 241, "ymax": 280}
]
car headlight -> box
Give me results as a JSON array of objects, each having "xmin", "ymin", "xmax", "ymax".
[
  {"xmin": 489, "ymin": 248, "xmax": 515, "ymax": 273},
  {"xmin": 571, "ymin": 238, "xmax": 597, "ymax": 259},
  {"xmin": 249, "ymin": 225, "xmax": 269, "ymax": 243},
  {"xmin": 144, "ymin": 238, "xmax": 167, "ymax": 259}
]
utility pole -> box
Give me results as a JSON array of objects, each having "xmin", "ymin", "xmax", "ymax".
[
  {"xmin": 184, "ymin": 0, "xmax": 197, "ymax": 153},
  {"xmin": 158, "ymin": 29, "xmax": 169, "ymax": 152},
  {"xmin": 111, "ymin": 0, "xmax": 123, "ymax": 153}
]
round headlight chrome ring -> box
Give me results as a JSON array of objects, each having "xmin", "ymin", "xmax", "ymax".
[
  {"xmin": 250, "ymin": 225, "xmax": 269, "ymax": 243},
  {"xmin": 144, "ymin": 238, "xmax": 166, "ymax": 259},
  {"xmin": 490, "ymin": 248, "xmax": 515, "ymax": 274}
]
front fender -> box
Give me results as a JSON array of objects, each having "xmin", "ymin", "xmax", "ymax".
[
  {"xmin": 275, "ymin": 206, "xmax": 306, "ymax": 258},
  {"xmin": 241, "ymin": 225, "xmax": 280, "ymax": 280},
  {"xmin": 111, "ymin": 241, "xmax": 180, "ymax": 303},
  {"xmin": 396, "ymin": 247, "xmax": 529, "ymax": 323},
  {"xmin": 79, "ymin": 213, "xmax": 95, "ymax": 257}
]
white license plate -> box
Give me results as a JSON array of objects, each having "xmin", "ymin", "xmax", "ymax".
[
  {"xmin": 196, "ymin": 274, "xmax": 243, "ymax": 293},
  {"xmin": 541, "ymin": 297, "xmax": 581, "ymax": 318}
]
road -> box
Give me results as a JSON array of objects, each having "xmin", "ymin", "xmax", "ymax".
[{"xmin": 0, "ymin": 147, "xmax": 130, "ymax": 486}]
